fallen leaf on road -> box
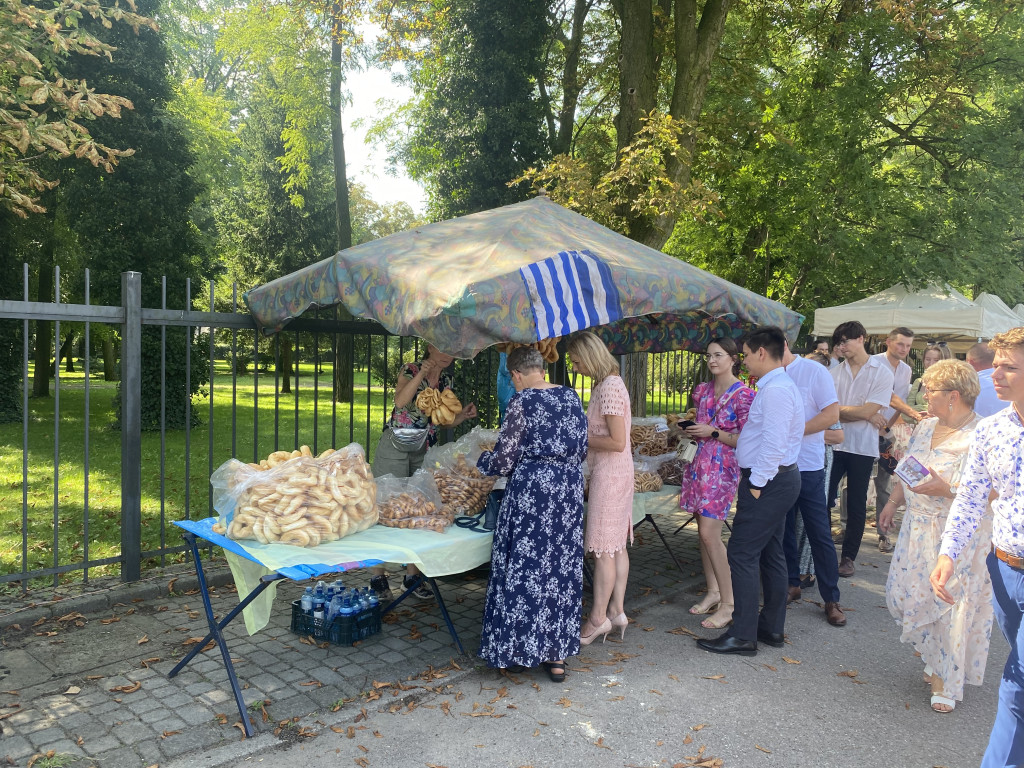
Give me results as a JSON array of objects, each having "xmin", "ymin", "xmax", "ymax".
[
  {"xmin": 755, "ymin": 745, "xmax": 771, "ymax": 754},
  {"xmin": 215, "ymin": 713, "xmax": 228, "ymax": 724},
  {"xmin": 488, "ymin": 686, "xmax": 508, "ymax": 704},
  {"xmin": 138, "ymin": 635, "xmax": 149, "ymax": 645},
  {"xmin": 837, "ymin": 670, "xmax": 858, "ymax": 678},
  {"xmin": 300, "ymin": 681, "xmax": 323, "ymax": 687},
  {"xmin": 762, "ymin": 665, "xmax": 777, "ymax": 672},
  {"xmin": 355, "ymin": 707, "xmax": 368, "ymax": 723},
  {"xmin": 558, "ymin": 698, "xmax": 572, "ymax": 708},
  {"xmin": 668, "ymin": 674, "xmax": 680, "ymax": 682},
  {"xmin": 782, "ymin": 657, "xmax": 801, "ymax": 664},
  {"xmin": 440, "ymin": 701, "xmax": 451, "ymax": 717},
  {"xmin": 232, "ymin": 722, "xmax": 246, "ymax": 739},
  {"xmin": 109, "ymin": 681, "xmax": 142, "ymax": 694},
  {"xmin": 86, "ymin": 675, "xmax": 103, "ymax": 680},
  {"xmin": 683, "ymin": 735, "xmax": 693, "ymax": 745},
  {"xmin": 162, "ymin": 730, "xmax": 180, "ymax": 738},
  {"xmin": 100, "ymin": 617, "xmax": 120, "ymax": 625},
  {"xmin": 168, "ymin": 577, "xmax": 178, "ymax": 593},
  {"xmin": 667, "ymin": 626, "xmax": 699, "ymax": 638},
  {"xmin": 691, "ymin": 723, "xmax": 708, "ymax": 731},
  {"xmin": 607, "ymin": 696, "xmax": 625, "ymax": 701},
  {"xmin": 595, "ymin": 737, "xmax": 610, "ymax": 749},
  {"xmin": 650, "ymin": 689, "xmax": 663, "ymax": 695}
]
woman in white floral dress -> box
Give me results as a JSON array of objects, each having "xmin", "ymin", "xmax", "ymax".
[{"xmin": 879, "ymin": 359, "xmax": 992, "ymax": 713}]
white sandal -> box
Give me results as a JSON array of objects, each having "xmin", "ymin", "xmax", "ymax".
[{"xmin": 930, "ymin": 693, "xmax": 955, "ymax": 713}]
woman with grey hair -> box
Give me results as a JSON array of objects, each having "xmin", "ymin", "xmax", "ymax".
[
  {"xmin": 880, "ymin": 359, "xmax": 991, "ymax": 713},
  {"xmin": 476, "ymin": 344, "xmax": 588, "ymax": 682}
]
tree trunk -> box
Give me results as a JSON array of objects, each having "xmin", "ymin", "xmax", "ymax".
[
  {"xmin": 621, "ymin": 352, "xmax": 648, "ymax": 417},
  {"xmin": 280, "ymin": 340, "xmax": 292, "ymax": 395},
  {"xmin": 613, "ymin": 0, "xmax": 733, "ymax": 250},
  {"xmin": 329, "ymin": 16, "xmax": 355, "ymax": 403},
  {"xmin": 102, "ymin": 337, "xmax": 116, "ymax": 381},
  {"xmin": 61, "ymin": 330, "xmax": 75, "ymax": 373},
  {"xmin": 32, "ymin": 256, "xmax": 53, "ymax": 397}
]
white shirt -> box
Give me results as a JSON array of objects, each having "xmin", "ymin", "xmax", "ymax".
[
  {"xmin": 940, "ymin": 407, "xmax": 1024, "ymax": 561},
  {"xmin": 783, "ymin": 356, "xmax": 839, "ymax": 472},
  {"xmin": 736, "ymin": 367, "xmax": 803, "ymax": 487},
  {"xmin": 873, "ymin": 352, "xmax": 911, "ymax": 421},
  {"xmin": 974, "ymin": 368, "xmax": 1005, "ymax": 418},
  {"xmin": 831, "ymin": 356, "xmax": 895, "ymax": 458}
]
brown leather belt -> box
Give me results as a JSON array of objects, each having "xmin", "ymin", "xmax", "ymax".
[{"xmin": 995, "ymin": 547, "xmax": 1024, "ymax": 570}]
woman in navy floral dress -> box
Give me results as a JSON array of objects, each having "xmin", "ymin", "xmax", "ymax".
[{"xmin": 477, "ymin": 346, "xmax": 588, "ymax": 681}]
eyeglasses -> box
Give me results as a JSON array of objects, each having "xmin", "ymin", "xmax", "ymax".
[
  {"xmin": 923, "ymin": 387, "xmax": 952, "ymax": 394},
  {"xmin": 705, "ymin": 352, "xmax": 730, "ymax": 361}
]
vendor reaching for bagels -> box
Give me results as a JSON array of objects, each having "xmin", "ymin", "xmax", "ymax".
[{"xmin": 372, "ymin": 342, "xmax": 477, "ymax": 481}]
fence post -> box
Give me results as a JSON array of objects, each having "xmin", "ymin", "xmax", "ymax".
[{"xmin": 121, "ymin": 272, "xmax": 143, "ymax": 582}]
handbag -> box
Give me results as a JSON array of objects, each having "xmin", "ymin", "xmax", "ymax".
[{"xmin": 388, "ymin": 427, "xmax": 429, "ymax": 453}]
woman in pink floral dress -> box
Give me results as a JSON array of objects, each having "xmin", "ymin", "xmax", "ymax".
[
  {"xmin": 680, "ymin": 338, "xmax": 755, "ymax": 630},
  {"xmin": 567, "ymin": 332, "xmax": 634, "ymax": 645}
]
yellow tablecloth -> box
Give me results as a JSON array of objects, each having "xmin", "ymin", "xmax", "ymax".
[{"xmin": 227, "ymin": 523, "xmax": 494, "ymax": 634}]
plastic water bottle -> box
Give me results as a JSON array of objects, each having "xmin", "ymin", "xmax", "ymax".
[
  {"xmin": 367, "ymin": 587, "xmax": 379, "ymax": 609},
  {"xmin": 338, "ymin": 597, "xmax": 355, "ymax": 643},
  {"xmin": 312, "ymin": 582, "xmax": 326, "ymax": 621},
  {"xmin": 327, "ymin": 591, "xmax": 342, "ymax": 621},
  {"xmin": 300, "ymin": 586, "xmax": 313, "ymax": 615}
]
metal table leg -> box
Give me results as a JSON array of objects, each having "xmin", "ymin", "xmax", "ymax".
[
  {"xmin": 381, "ymin": 574, "xmax": 466, "ymax": 656},
  {"xmin": 168, "ymin": 531, "xmax": 284, "ymax": 737},
  {"xmin": 636, "ymin": 514, "xmax": 687, "ymax": 574}
]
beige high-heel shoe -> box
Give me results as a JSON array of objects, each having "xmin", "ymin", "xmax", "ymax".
[
  {"xmin": 610, "ymin": 613, "xmax": 628, "ymax": 640},
  {"xmin": 580, "ymin": 618, "xmax": 612, "ymax": 646}
]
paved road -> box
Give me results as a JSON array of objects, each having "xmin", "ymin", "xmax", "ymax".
[{"xmin": 1, "ymin": 508, "xmax": 1001, "ymax": 768}]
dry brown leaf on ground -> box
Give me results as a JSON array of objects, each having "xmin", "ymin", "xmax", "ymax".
[
  {"xmin": 649, "ymin": 689, "xmax": 663, "ymax": 695},
  {"xmin": 358, "ymin": 745, "xmax": 369, "ymax": 752},
  {"xmin": 138, "ymin": 635, "xmax": 149, "ymax": 645},
  {"xmin": 762, "ymin": 664, "xmax": 777, "ymax": 671},
  {"xmin": 162, "ymin": 730, "xmax": 181, "ymax": 738},
  {"xmin": 558, "ymin": 698, "xmax": 572, "ymax": 708},
  {"xmin": 354, "ymin": 707, "xmax": 368, "ymax": 723},
  {"xmin": 838, "ymin": 669, "xmax": 859, "ymax": 677},
  {"xmin": 691, "ymin": 723, "xmax": 709, "ymax": 731},
  {"xmin": 140, "ymin": 658, "xmax": 161, "ymax": 668},
  {"xmin": 330, "ymin": 725, "xmax": 345, "ymax": 733},
  {"xmin": 607, "ymin": 696, "xmax": 625, "ymax": 702},
  {"xmin": 667, "ymin": 626, "xmax": 699, "ymax": 637},
  {"xmin": 701, "ymin": 675, "xmax": 727, "ymax": 683},
  {"xmin": 232, "ymin": 722, "xmax": 247, "ymax": 739},
  {"xmin": 440, "ymin": 701, "xmax": 452, "ymax": 716},
  {"xmin": 782, "ymin": 656, "xmax": 801, "ymax": 664},
  {"xmin": 489, "ymin": 686, "xmax": 508, "ymax": 703},
  {"xmin": 300, "ymin": 680, "xmax": 323, "ymax": 687},
  {"xmin": 168, "ymin": 577, "xmax": 178, "ymax": 593},
  {"xmin": 595, "ymin": 737, "xmax": 610, "ymax": 749},
  {"xmin": 355, "ymin": 758, "xmax": 369, "ymax": 768},
  {"xmin": 426, "ymin": 764, "xmax": 449, "ymax": 768},
  {"xmin": 109, "ymin": 681, "xmax": 142, "ymax": 694},
  {"xmin": 100, "ymin": 617, "xmax": 120, "ymax": 625},
  {"xmin": 755, "ymin": 745, "xmax": 771, "ymax": 753},
  {"xmin": 215, "ymin": 713, "xmax": 228, "ymax": 724},
  {"xmin": 683, "ymin": 735, "xmax": 693, "ymax": 745},
  {"xmin": 86, "ymin": 675, "xmax": 103, "ymax": 680}
]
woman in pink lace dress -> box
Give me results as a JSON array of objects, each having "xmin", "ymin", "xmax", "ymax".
[
  {"xmin": 680, "ymin": 338, "xmax": 755, "ymax": 630},
  {"xmin": 567, "ymin": 332, "xmax": 634, "ymax": 645}
]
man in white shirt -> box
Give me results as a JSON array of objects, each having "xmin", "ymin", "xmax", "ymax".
[
  {"xmin": 872, "ymin": 327, "xmax": 922, "ymax": 550},
  {"xmin": 697, "ymin": 327, "xmax": 803, "ymax": 657},
  {"xmin": 967, "ymin": 341, "xmax": 1004, "ymax": 418},
  {"xmin": 828, "ymin": 321, "xmax": 895, "ymax": 577},
  {"xmin": 781, "ymin": 345, "xmax": 846, "ymax": 627},
  {"xmin": 932, "ymin": 327, "xmax": 1024, "ymax": 765}
]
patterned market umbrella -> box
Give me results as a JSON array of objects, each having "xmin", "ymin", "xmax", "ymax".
[{"xmin": 244, "ymin": 196, "xmax": 803, "ymax": 357}]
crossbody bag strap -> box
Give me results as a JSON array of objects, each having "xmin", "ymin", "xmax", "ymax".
[{"xmin": 710, "ymin": 382, "xmax": 744, "ymax": 429}]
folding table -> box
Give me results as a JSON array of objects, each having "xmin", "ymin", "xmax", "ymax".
[{"xmin": 168, "ymin": 518, "xmax": 494, "ymax": 735}]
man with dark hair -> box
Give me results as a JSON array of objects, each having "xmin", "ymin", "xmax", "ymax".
[
  {"xmin": 815, "ymin": 340, "xmax": 830, "ymax": 356},
  {"xmin": 873, "ymin": 327, "xmax": 920, "ymax": 552},
  {"xmin": 781, "ymin": 342, "xmax": 846, "ymax": 626},
  {"xmin": 828, "ymin": 321, "xmax": 895, "ymax": 577},
  {"xmin": 697, "ymin": 326, "xmax": 803, "ymax": 656},
  {"xmin": 967, "ymin": 341, "xmax": 1002, "ymax": 418}
]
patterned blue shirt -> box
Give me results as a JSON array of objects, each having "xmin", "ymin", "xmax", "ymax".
[{"xmin": 940, "ymin": 406, "xmax": 1024, "ymax": 561}]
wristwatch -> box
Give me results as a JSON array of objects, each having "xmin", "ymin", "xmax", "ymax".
[{"xmin": 711, "ymin": 430, "xmax": 720, "ymax": 440}]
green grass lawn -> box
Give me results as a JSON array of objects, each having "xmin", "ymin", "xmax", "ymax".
[
  {"xmin": 0, "ymin": 361, "xmax": 392, "ymax": 588},
  {"xmin": 0, "ymin": 356, "xmax": 691, "ymax": 591}
]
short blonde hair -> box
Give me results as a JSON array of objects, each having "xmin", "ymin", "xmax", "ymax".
[
  {"xmin": 566, "ymin": 331, "xmax": 618, "ymax": 381},
  {"xmin": 922, "ymin": 359, "xmax": 980, "ymax": 407},
  {"xmin": 989, "ymin": 327, "xmax": 1024, "ymax": 351}
]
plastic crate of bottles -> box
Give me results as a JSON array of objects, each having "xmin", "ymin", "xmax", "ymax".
[{"xmin": 289, "ymin": 600, "xmax": 382, "ymax": 647}]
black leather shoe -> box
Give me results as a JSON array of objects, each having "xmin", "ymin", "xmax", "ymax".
[
  {"xmin": 756, "ymin": 630, "xmax": 785, "ymax": 648},
  {"xmin": 696, "ymin": 635, "xmax": 757, "ymax": 656}
]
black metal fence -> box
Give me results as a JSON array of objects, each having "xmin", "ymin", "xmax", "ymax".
[{"xmin": 0, "ymin": 269, "xmax": 704, "ymax": 592}]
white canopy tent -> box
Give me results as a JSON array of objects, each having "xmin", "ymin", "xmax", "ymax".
[
  {"xmin": 1012, "ymin": 303, "xmax": 1024, "ymax": 324},
  {"xmin": 974, "ymin": 293, "xmax": 1023, "ymax": 334},
  {"xmin": 813, "ymin": 284, "xmax": 995, "ymax": 342}
]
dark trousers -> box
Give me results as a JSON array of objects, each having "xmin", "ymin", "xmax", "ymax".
[
  {"xmin": 983, "ymin": 552, "xmax": 1024, "ymax": 768},
  {"xmin": 727, "ymin": 469, "xmax": 802, "ymax": 643},
  {"xmin": 826, "ymin": 452, "xmax": 875, "ymax": 562},
  {"xmin": 784, "ymin": 469, "xmax": 841, "ymax": 603}
]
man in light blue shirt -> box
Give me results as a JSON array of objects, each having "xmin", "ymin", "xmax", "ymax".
[
  {"xmin": 967, "ymin": 341, "xmax": 1004, "ymax": 418},
  {"xmin": 697, "ymin": 327, "xmax": 804, "ymax": 657}
]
